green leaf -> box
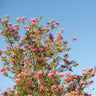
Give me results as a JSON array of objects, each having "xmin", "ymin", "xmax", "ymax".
[
  {"xmin": 4, "ymin": 72, "xmax": 8, "ymax": 77},
  {"xmin": 40, "ymin": 16, "xmax": 42, "ymax": 20},
  {"xmin": 51, "ymin": 25, "xmax": 55, "ymax": 30},
  {"xmin": 17, "ymin": 21, "xmax": 20, "ymax": 24},
  {"xmin": 22, "ymin": 20, "xmax": 25, "ymax": 24}
]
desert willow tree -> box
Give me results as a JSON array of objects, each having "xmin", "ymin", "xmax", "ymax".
[{"xmin": 0, "ymin": 16, "xmax": 96, "ymax": 96}]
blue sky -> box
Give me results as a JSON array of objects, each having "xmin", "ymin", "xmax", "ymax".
[{"xmin": 0, "ymin": 0, "xmax": 96, "ymax": 95}]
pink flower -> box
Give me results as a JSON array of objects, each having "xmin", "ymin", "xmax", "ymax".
[
  {"xmin": 62, "ymin": 58, "xmax": 66, "ymax": 61},
  {"xmin": 87, "ymin": 68, "xmax": 93, "ymax": 72},
  {"xmin": 27, "ymin": 95, "xmax": 33, "ymax": 96},
  {"xmin": 1, "ymin": 55, "xmax": 6, "ymax": 58},
  {"xmin": 72, "ymin": 37, "xmax": 76, "ymax": 41},
  {"xmin": 31, "ymin": 22, "xmax": 35, "ymax": 25},
  {"xmin": 69, "ymin": 82, "xmax": 73, "ymax": 86},
  {"xmin": 64, "ymin": 44, "xmax": 67, "ymax": 47},
  {"xmin": 10, "ymin": 65, "xmax": 15, "ymax": 69},
  {"xmin": 30, "ymin": 18, "xmax": 37, "ymax": 23},
  {"xmin": 24, "ymin": 26, "xmax": 29, "ymax": 29},
  {"xmin": 79, "ymin": 81, "xmax": 85, "ymax": 85},
  {"xmin": 87, "ymin": 80, "xmax": 93, "ymax": 84},
  {"xmin": 44, "ymin": 57, "xmax": 49, "ymax": 60},
  {"xmin": 25, "ymin": 29, "xmax": 29, "ymax": 32},
  {"xmin": 82, "ymin": 68, "xmax": 87, "ymax": 71},
  {"xmin": 71, "ymin": 91, "xmax": 76, "ymax": 95},
  {"xmin": 20, "ymin": 72, "xmax": 28, "ymax": 77},
  {"xmin": 40, "ymin": 86, "xmax": 47, "ymax": 91},
  {"xmin": 26, "ymin": 78, "xmax": 32, "ymax": 84},
  {"xmin": 0, "ymin": 31, "xmax": 2, "ymax": 33},
  {"xmin": 43, "ymin": 39, "xmax": 47, "ymax": 42},
  {"xmin": 15, "ymin": 78, "xmax": 21, "ymax": 83},
  {"xmin": 54, "ymin": 25, "xmax": 58, "ymax": 28},
  {"xmin": 11, "ymin": 59, "xmax": 15, "ymax": 63},
  {"xmin": 51, "ymin": 85, "xmax": 57, "ymax": 90},
  {"xmin": 20, "ymin": 36, "xmax": 27, "ymax": 41},
  {"xmin": 47, "ymin": 73, "xmax": 54, "ymax": 77},
  {"xmin": 16, "ymin": 17, "xmax": 21, "ymax": 21},
  {"xmin": 8, "ymin": 23, "xmax": 12, "ymax": 26},
  {"xmin": 82, "ymin": 71, "xmax": 88, "ymax": 75},
  {"xmin": 1, "ymin": 91, "xmax": 7, "ymax": 95},
  {"xmin": 13, "ymin": 85, "xmax": 16, "ymax": 89},
  {"xmin": 51, "ymin": 69, "xmax": 55, "ymax": 74},
  {"xmin": 14, "ymin": 24, "xmax": 19, "ymax": 27},
  {"xmin": 50, "ymin": 19, "xmax": 54, "ymax": 23},
  {"xmin": 43, "ymin": 27, "xmax": 49, "ymax": 32},
  {"xmin": 36, "ymin": 71, "xmax": 43, "ymax": 77},
  {"xmin": 59, "ymin": 86, "xmax": 64, "ymax": 90},
  {"xmin": 65, "ymin": 73, "xmax": 71, "ymax": 76},
  {"xmin": 0, "ymin": 67, "xmax": 6, "ymax": 72},
  {"xmin": 5, "ymin": 15, "xmax": 9, "ymax": 17},
  {"xmin": 22, "ymin": 16, "xmax": 26, "ymax": 20},
  {"xmin": 57, "ymin": 73, "xmax": 64, "ymax": 77},
  {"xmin": 65, "ymin": 93, "xmax": 71, "ymax": 96},
  {"xmin": 46, "ymin": 22, "xmax": 51, "ymax": 24}
]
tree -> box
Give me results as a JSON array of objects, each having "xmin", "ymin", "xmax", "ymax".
[{"xmin": 0, "ymin": 15, "xmax": 96, "ymax": 96}]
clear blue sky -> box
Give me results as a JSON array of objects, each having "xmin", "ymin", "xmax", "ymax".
[{"xmin": 0, "ymin": 0, "xmax": 96, "ymax": 95}]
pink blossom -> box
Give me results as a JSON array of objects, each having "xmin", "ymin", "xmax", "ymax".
[
  {"xmin": 72, "ymin": 37, "xmax": 76, "ymax": 40},
  {"xmin": 24, "ymin": 26, "xmax": 29, "ymax": 29},
  {"xmin": 82, "ymin": 71, "xmax": 88, "ymax": 75},
  {"xmin": 14, "ymin": 24, "xmax": 19, "ymax": 27},
  {"xmin": 36, "ymin": 71, "xmax": 43, "ymax": 77},
  {"xmin": 44, "ymin": 57, "xmax": 49, "ymax": 60},
  {"xmin": 62, "ymin": 58, "xmax": 66, "ymax": 61},
  {"xmin": 0, "ymin": 67, "xmax": 6, "ymax": 72},
  {"xmin": 47, "ymin": 73, "xmax": 54, "ymax": 78},
  {"xmin": 40, "ymin": 86, "xmax": 47, "ymax": 91},
  {"xmin": 87, "ymin": 68, "xmax": 93, "ymax": 72},
  {"xmin": 64, "ymin": 44, "xmax": 67, "ymax": 47},
  {"xmin": 71, "ymin": 91, "xmax": 76, "ymax": 95},
  {"xmin": 82, "ymin": 68, "xmax": 87, "ymax": 71},
  {"xmin": 57, "ymin": 73, "xmax": 64, "ymax": 77},
  {"xmin": 21, "ymin": 72, "xmax": 28, "ymax": 77},
  {"xmin": 1, "ymin": 55, "xmax": 6, "ymax": 59},
  {"xmin": 31, "ymin": 22, "xmax": 35, "ymax": 25},
  {"xmin": 51, "ymin": 69, "xmax": 55, "ymax": 74},
  {"xmin": 27, "ymin": 95, "xmax": 33, "ymax": 96},
  {"xmin": 0, "ymin": 30, "xmax": 2, "ymax": 33},
  {"xmin": 13, "ymin": 85, "xmax": 16, "ymax": 89},
  {"xmin": 51, "ymin": 85, "xmax": 57, "ymax": 90},
  {"xmin": 43, "ymin": 39, "xmax": 47, "ymax": 42},
  {"xmin": 8, "ymin": 23, "xmax": 12, "ymax": 26},
  {"xmin": 10, "ymin": 65, "xmax": 15, "ymax": 69},
  {"xmin": 5, "ymin": 15, "xmax": 9, "ymax": 17},
  {"xmin": 15, "ymin": 78, "xmax": 21, "ymax": 83},
  {"xmin": 59, "ymin": 86, "xmax": 64, "ymax": 90},
  {"xmin": 1, "ymin": 91, "xmax": 7, "ymax": 95},
  {"xmin": 65, "ymin": 73, "xmax": 71, "ymax": 76},
  {"xmin": 50, "ymin": 19, "xmax": 54, "ymax": 23},
  {"xmin": 16, "ymin": 17, "xmax": 21, "ymax": 21},
  {"xmin": 87, "ymin": 80, "xmax": 93, "ymax": 84},
  {"xmin": 79, "ymin": 81, "xmax": 85, "ymax": 85},
  {"xmin": 22, "ymin": 16, "xmax": 26, "ymax": 20},
  {"xmin": 26, "ymin": 78, "xmax": 32, "ymax": 84},
  {"xmin": 65, "ymin": 93, "xmax": 71, "ymax": 96},
  {"xmin": 30, "ymin": 18, "xmax": 37, "ymax": 23}
]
